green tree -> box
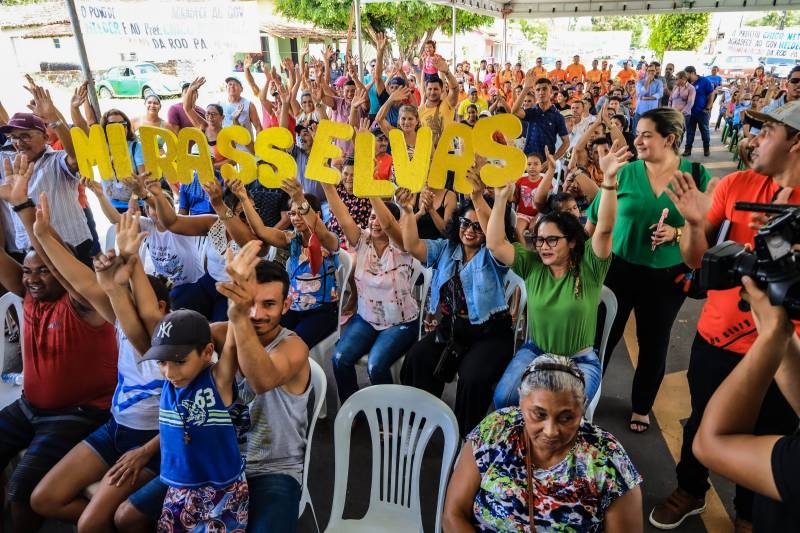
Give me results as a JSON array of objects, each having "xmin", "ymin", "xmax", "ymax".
[
  {"xmin": 647, "ymin": 13, "xmax": 711, "ymax": 59},
  {"xmin": 745, "ymin": 11, "xmax": 800, "ymax": 28},
  {"xmin": 274, "ymin": 0, "xmax": 492, "ymax": 62},
  {"xmin": 517, "ymin": 19, "xmax": 548, "ymax": 49},
  {"xmin": 589, "ymin": 16, "xmax": 647, "ymax": 48}
]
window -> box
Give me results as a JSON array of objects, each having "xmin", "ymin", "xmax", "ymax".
[
  {"xmin": 260, "ymin": 36, "xmax": 271, "ymax": 72},
  {"xmin": 53, "ymin": 38, "xmax": 61, "ymax": 49}
]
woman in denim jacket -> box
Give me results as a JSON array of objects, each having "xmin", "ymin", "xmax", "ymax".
[{"xmin": 397, "ymin": 184, "xmax": 514, "ymax": 438}]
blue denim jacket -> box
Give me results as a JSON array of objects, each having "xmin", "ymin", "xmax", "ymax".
[{"xmin": 425, "ymin": 239, "xmax": 509, "ymax": 325}]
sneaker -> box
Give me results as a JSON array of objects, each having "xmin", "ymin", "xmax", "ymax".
[{"xmin": 649, "ymin": 487, "xmax": 706, "ymax": 529}]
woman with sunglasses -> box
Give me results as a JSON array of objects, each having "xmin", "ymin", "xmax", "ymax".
[
  {"xmin": 397, "ymin": 178, "xmax": 514, "ymax": 438},
  {"xmin": 443, "ymin": 354, "xmax": 643, "ymax": 532},
  {"xmin": 98, "ymin": 109, "xmax": 146, "ymax": 213},
  {"xmin": 490, "ymin": 140, "xmax": 631, "ymax": 411},
  {"xmin": 181, "ymin": 77, "xmax": 229, "ymax": 170}
]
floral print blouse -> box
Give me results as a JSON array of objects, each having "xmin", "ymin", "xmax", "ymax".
[{"xmin": 467, "ymin": 407, "xmax": 642, "ymax": 532}]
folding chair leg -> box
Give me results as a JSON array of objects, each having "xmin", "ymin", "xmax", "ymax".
[{"xmin": 309, "ymin": 501, "xmax": 321, "ymax": 533}]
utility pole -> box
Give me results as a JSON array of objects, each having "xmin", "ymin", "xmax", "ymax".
[{"xmin": 65, "ymin": 0, "xmax": 101, "ymax": 120}]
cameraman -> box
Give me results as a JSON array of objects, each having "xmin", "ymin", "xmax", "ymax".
[
  {"xmin": 694, "ymin": 275, "xmax": 800, "ymax": 531},
  {"xmin": 648, "ymin": 101, "xmax": 800, "ymax": 531}
]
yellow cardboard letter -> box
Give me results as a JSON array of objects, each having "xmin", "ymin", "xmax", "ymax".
[
  {"xmin": 70, "ymin": 125, "xmax": 113, "ymax": 179},
  {"xmin": 304, "ymin": 119, "xmax": 353, "ymax": 184},
  {"xmin": 473, "ymin": 114, "xmax": 526, "ymax": 187},
  {"xmin": 353, "ymin": 132, "xmax": 395, "ymax": 198},
  {"xmin": 139, "ymin": 126, "xmax": 178, "ymax": 182},
  {"xmin": 106, "ymin": 123, "xmax": 133, "ymax": 178},
  {"xmin": 254, "ymin": 127, "xmax": 297, "ymax": 188},
  {"xmin": 176, "ymin": 128, "xmax": 214, "ymax": 185},
  {"xmin": 428, "ymin": 123, "xmax": 475, "ymax": 193},
  {"xmin": 389, "ymin": 127, "xmax": 432, "ymax": 193},
  {"xmin": 217, "ymin": 126, "xmax": 256, "ymax": 182}
]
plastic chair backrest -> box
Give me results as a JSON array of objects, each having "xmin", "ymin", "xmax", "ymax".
[
  {"xmin": 416, "ymin": 267, "xmax": 433, "ymax": 339},
  {"xmin": 504, "ymin": 270, "xmax": 528, "ymax": 351},
  {"xmin": 327, "ymin": 385, "xmax": 460, "ymax": 533},
  {"xmin": 266, "ymin": 246, "xmax": 277, "ymax": 261},
  {"xmin": 0, "ymin": 293, "xmax": 24, "ymax": 369},
  {"xmin": 584, "ymin": 286, "xmax": 618, "ymax": 423},
  {"xmin": 299, "ymin": 358, "xmax": 327, "ymax": 526}
]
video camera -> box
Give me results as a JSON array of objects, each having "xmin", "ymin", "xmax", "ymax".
[{"xmin": 700, "ymin": 202, "xmax": 800, "ymax": 319}]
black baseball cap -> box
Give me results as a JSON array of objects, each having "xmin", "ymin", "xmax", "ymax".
[{"xmin": 139, "ymin": 309, "xmax": 212, "ymax": 363}]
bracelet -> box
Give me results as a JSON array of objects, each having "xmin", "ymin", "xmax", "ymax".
[
  {"xmin": 600, "ymin": 182, "xmax": 618, "ymax": 191},
  {"xmin": 12, "ymin": 198, "xmax": 35, "ymax": 212}
]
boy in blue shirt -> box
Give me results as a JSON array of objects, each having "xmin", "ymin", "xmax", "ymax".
[{"xmin": 140, "ymin": 308, "xmax": 246, "ymax": 532}]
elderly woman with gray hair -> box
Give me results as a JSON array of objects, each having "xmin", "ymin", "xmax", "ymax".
[{"xmin": 443, "ymin": 355, "xmax": 643, "ymax": 532}]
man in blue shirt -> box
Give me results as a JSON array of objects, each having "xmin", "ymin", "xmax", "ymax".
[
  {"xmin": 683, "ymin": 66, "xmax": 716, "ymax": 157},
  {"xmin": 706, "ymin": 65, "xmax": 723, "ymax": 89},
  {"xmin": 634, "ymin": 63, "xmax": 664, "ymax": 133},
  {"xmin": 510, "ymin": 73, "xmax": 570, "ymax": 159}
]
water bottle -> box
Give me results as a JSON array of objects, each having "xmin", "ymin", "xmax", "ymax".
[{"xmin": 1, "ymin": 373, "xmax": 23, "ymax": 386}]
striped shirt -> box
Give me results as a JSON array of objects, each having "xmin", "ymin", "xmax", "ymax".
[{"xmin": 0, "ymin": 147, "xmax": 90, "ymax": 249}]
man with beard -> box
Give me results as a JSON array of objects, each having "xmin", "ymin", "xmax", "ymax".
[{"xmin": 418, "ymin": 55, "xmax": 459, "ymax": 144}]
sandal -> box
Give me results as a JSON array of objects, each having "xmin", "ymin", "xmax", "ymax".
[{"xmin": 629, "ymin": 418, "xmax": 650, "ymax": 434}]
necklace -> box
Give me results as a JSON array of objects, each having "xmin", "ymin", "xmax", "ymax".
[{"xmin": 176, "ymin": 406, "xmax": 191, "ymax": 445}]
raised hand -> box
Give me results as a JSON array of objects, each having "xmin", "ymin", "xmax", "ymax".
[
  {"xmin": 395, "ymin": 187, "xmax": 416, "ymax": 213},
  {"xmin": 432, "ymin": 55, "xmax": 449, "ymax": 74},
  {"xmin": 544, "ymin": 146, "xmax": 557, "ymax": 173},
  {"xmin": 32, "ymin": 192, "xmax": 52, "ymax": 238},
  {"xmin": 216, "ymin": 240, "xmax": 262, "ymax": 320},
  {"xmin": 357, "ymin": 117, "xmax": 371, "ymax": 135},
  {"xmin": 375, "ymin": 32, "xmax": 388, "ymax": 53},
  {"xmin": 664, "ymin": 171, "xmax": 719, "ymax": 226},
  {"xmin": 0, "ymin": 154, "xmax": 34, "ymax": 205},
  {"xmin": 243, "ymin": 54, "xmax": 253, "ymax": 70},
  {"xmin": 71, "ymin": 81, "xmax": 88, "ymax": 109},
  {"xmin": 24, "ymin": 81, "xmax": 59, "ymax": 121},
  {"xmin": 116, "ymin": 210, "xmax": 149, "ymax": 259},
  {"xmin": 280, "ymin": 179, "xmax": 305, "ymax": 205},
  {"xmin": 389, "ymin": 86, "xmax": 412, "ymax": 103},
  {"xmin": 465, "ymin": 165, "xmax": 486, "ymax": 198},
  {"xmin": 226, "ymin": 178, "xmax": 248, "ymax": 201},
  {"xmin": 201, "ymin": 179, "xmax": 224, "ymax": 207},
  {"xmin": 80, "ymin": 177, "xmax": 103, "ymax": 197},
  {"xmin": 597, "ymin": 139, "xmax": 632, "ymax": 181},
  {"xmin": 494, "ymin": 183, "xmax": 515, "ymax": 204}
]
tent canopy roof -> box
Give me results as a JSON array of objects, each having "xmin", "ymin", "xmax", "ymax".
[{"xmin": 362, "ymin": 0, "xmax": 797, "ymax": 18}]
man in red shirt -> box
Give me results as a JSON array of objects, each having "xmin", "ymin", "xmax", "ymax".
[
  {"xmin": 0, "ymin": 155, "xmax": 117, "ymax": 532},
  {"xmin": 649, "ymin": 101, "xmax": 800, "ymax": 531}
]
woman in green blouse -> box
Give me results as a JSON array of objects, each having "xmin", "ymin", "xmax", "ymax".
[{"xmin": 586, "ymin": 107, "xmax": 712, "ymax": 433}]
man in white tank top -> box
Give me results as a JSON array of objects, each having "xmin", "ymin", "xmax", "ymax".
[{"xmin": 222, "ymin": 77, "xmax": 262, "ymax": 152}]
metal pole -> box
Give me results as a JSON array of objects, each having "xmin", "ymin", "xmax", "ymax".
[
  {"xmin": 355, "ymin": 0, "xmax": 364, "ymax": 79},
  {"xmin": 502, "ymin": 16, "xmax": 508, "ymax": 64},
  {"xmin": 451, "ymin": 4, "xmax": 457, "ymax": 68},
  {"xmin": 65, "ymin": 0, "xmax": 100, "ymax": 120}
]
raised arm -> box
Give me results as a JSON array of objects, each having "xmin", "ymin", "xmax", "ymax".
[
  {"xmin": 369, "ymin": 197, "xmax": 404, "ymax": 249},
  {"xmin": 217, "ymin": 241, "xmax": 309, "ymax": 394},
  {"xmin": 281, "ymin": 179, "xmax": 339, "ymax": 253},
  {"xmin": 231, "ymin": 182, "xmax": 291, "ymax": 249},
  {"xmin": 242, "ymin": 55, "xmax": 261, "ymax": 97},
  {"xmin": 591, "ymin": 140, "xmax": 629, "ymax": 260},
  {"xmin": 321, "ymin": 183, "xmax": 361, "ymax": 246},
  {"xmin": 375, "ymin": 87, "xmax": 408, "ymax": 135},
  {"xmin": 433, "ymin": 56, "xmax": 459, "ymax": 109},
  {"xmin": 373, "ymin": 33, "xmax": 388, "ymax": 96},
  {"xmin": 82, "ymin": 177, "xmax": 122, "ymax": 225},
  {"xmin": 396, "ymin": 188, "xmax": 428, "ymax": 262},
  {"xmin": 486, "ymin": 184, "xmax": 515, "ymax": 265},
  {"xmin": 663, "ymin": 171, "xmax": 719, "ymax": 269},
  {"xmin": 182, "ymin": 78, "xmax": 209, "ymax": 130},
  {"xmin": 26, "ymin": 79, "xmax": 77, "ymax": 172},
  {"xmin": 511, "ymin": 70, "xmax": 536, "ymax": 119},
  {"xmin": 33, "ymin": 193, "xmax": 116, "ymax": 322},
  {"xmin": 0, "ymin": 157, "xmax": 29, "ymax": 296},
  {"xmin": 534, "ymin": 148, "xmax": 557, "ymax": 212},
  {"xmin": 69, "ymin": 81, "xmax": 90, "ymax": 134}
]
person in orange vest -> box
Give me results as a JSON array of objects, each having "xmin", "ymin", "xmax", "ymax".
[
  {"xmin": 565, "ymin": 55, "xmax": 587, "ymax": 83},
  {"xmin": 549, "ymin": 60, "xmax": 567, "ymax": 82},
  {"xmin": 587, "ymin": 59, "xmax": 603, "ymax": 84},
  {"xmin": 532, "ymin": 57, "xmax": 548, "ymax": 79},
  {"xmin": 601, "ymin": 60, "xmax": 613, "ymax": 83},
  {"xmin": 615, "ymin": 61, "xmax": 638, "ymax": 86},
  {"xmin": 496, "ymin": 62, "xmax": 513, "ymax": 89}
]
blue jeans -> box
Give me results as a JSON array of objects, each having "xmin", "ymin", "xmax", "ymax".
[
  {"xmin": 685, "ymin": 110, "xmax": 711, "ymax": 150},
  {"xmin": 493, "ymin": 342, "xmax": 602, "ymax": 409},
  {"xmin": 332, "ymin": 314, "xmax": 419, "ymax": 404},
  {"xmin": 248, "ymin": 473, "xmax": 302, "ymax": 533},
  {"xmin": 129, "ymin": 473, "xmax": 301, "ymax": 533}
]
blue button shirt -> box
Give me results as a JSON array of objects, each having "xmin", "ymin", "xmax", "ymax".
[
  {"xmin": 707, "ymin": 75, "xmax": 722, "ymax": 89},
  {"xmin": 691, "ymin": 76, "xmax": 715, "ymax": 114},
  {"xmin": 522, "ymin": 105, "xmax": 569, "ymax": 157},
  {"xmin": 424, "ymin": 239, "xmax": 509, "ymax": 324},
  {"xmin": 635, "ymin": 78, "xmax": 664, "ymax": 114},
  {"xmin": 178, "ymin": 173, "xmax": 223, "ymax": 215}
]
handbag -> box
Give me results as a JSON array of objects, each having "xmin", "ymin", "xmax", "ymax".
[{"xmin": 432, "ymin": 276, "xmax": 468, "ymax": 383}]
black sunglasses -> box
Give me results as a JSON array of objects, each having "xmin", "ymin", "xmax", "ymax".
[
  {"xmin": 788, "ymin": 78, "xmax": 800, "ymax": 85},
  {"xmin": 459, "ymin": 217, "xmax": 483, "ymax": 233}
]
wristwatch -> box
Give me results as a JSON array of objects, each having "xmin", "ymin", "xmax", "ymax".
[
  {"xmin": 298, "ymin": 201, "xmax": 311, "ymax": 215},
  {"xmin": 674, "ymin": 226, "xmax": 683, "ymax": 244},
  {"xmin": 222, "ymin": 207, "xmax": 235, "ymax": 220},
  {"xmin": 12, "ymin": 198, "xmax": 35, "ymax": 212}
]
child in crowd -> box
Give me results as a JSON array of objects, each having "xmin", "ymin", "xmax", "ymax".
[
  {"xmin": 514, "ymin": 152, "xmax": 545, "ymax": 243},
  {"xmin": 421, "ymin": 40, "xmax": 443, "ymax": 86},
  {"xmin": 141, "ymin": 309, "xmax": 247, "ymax": 532}
]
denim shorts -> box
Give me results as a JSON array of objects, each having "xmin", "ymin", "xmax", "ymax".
[{"xmin": 83, "ymin": 417, "xmax": 160, "ymax": 474}]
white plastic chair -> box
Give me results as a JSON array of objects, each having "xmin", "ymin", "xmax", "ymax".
[
  {"xmin": 385, "ymin": 266, "xmax": 433, "ymax": 384},
  {"xmin": 584, "ymin": 286, "xmax": 618, "ymax": 423},
  {"xmin": 299, "ymin": 358, "xmax": 327, "ymax": 531},
  {"xmin": 324, "ymin": 385, "xmax": 459, "ymax": 533},
  {"xmin": 503, "ymin": 270, "xmax": 528, "ymax": 353},
  {"xmin": 308, "ymin": 249, "xmax": 354, "ymax": 418},
  {"xmin": 104, "ymin": 225, "xmax": 116, "ymax": 253},
  {"xmin": 0, "ymin": 293, "xmax": 24, "ymax": 411}
]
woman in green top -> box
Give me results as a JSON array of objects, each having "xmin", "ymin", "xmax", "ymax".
[
  {"xmin": 585, "ymin": 107, "xmax": 711, "ymax": 433},
  {"xmin": 489, "ymin": 140, "xmax": 632, "ymax": 410}
]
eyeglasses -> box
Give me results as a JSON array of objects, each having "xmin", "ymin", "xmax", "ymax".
[
  {"xmin": 789, "ymin": 78, "xmax": 800, "ymax": 85},
  {"xmin": 7, "ymin": 132, "xmax": 37, "ymax": 143},
  {"xmin": 459, "ymin": 217, "xmax": 483, "ymax": 233},
  {"xmin": 532, "ymin": 235, "xmax": 566, "ymax": 248},
  {"xmin": 105, "ymin": 120, "xmax": 129, "ymax": 127}
]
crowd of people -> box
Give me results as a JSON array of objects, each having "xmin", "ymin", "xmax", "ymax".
[{"xmin": 1, "ymin": 34, "xmax": 800, "ymax": 532}]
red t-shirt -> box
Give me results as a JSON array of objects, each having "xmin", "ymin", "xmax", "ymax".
[
  {"xmin": 375, "ymin": 153, "xmax": 393, "ymax": 180},
  {"xmin": 23, "ymin": 292, "xmax": 118, "ymax": 410},
  {"xmin": 262, "ymin": 111, "xmax": 296, "ymax": 136},
  {"xmin": 515, "ymin": 175, "xmax": 543, "ymax": 217},
  {"xmin": 699, "ymin": 170, "xmax": 800, "ymax": 354}
]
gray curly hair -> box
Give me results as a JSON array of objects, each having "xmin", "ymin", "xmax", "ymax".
[{"xmin": 518, "ymin": 354, "xmax": 586, "ymax": 409}]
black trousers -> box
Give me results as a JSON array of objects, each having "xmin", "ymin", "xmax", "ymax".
[
  {"xmin": 601, "ymin": 255, "xmax": 687, "ymax": 415},
  {"xmin": 676, "ymin": 333, "xmax": 798, "ymax": 521},
  {"xmin": 401, "ymin": 316, "xmax": 514, "ymax": 438}
]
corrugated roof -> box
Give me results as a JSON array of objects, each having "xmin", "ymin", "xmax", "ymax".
[
  {"xmin": 0, "ymin": 1, "xmax": 69, "ymax": 29},
  {"xmin": 261, "ymin": 20, "xmax": 346, "ymax": 41},
  {"xmin": 20, "ymin": 21, "xmax": 72, "ymax": 38}
]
